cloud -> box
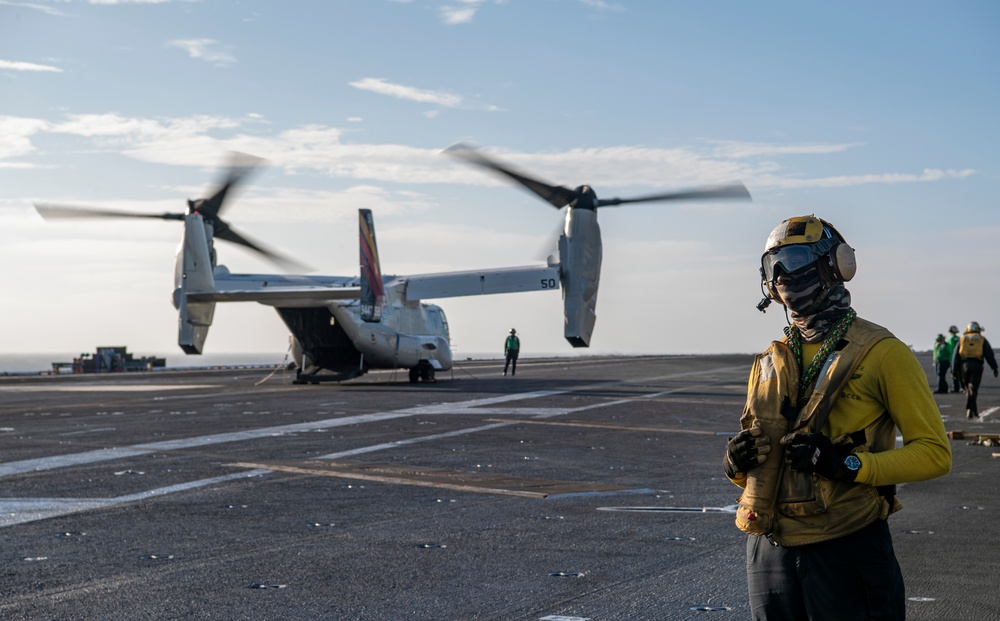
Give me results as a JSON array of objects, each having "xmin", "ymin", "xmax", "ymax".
[
  {"xmin": 0, "ymin": 116, "xmax": 50, "ymax": 159},
  {"xmin": 49, "ymin": 113, "xmax": 242, "ymax": 140},
  {"xmin": 167, "ymin": 39, "xmax": 237, "ymax": 67},
  {"xmin": 754, "ymin": 168, "xmax": 977, "ymax": 189},
  {"xmin": 350, "ymin": 77, "xmax": 464, "ymax": 108},
  {"xmin": 0, "ymin": 1, "xmax": 68, "ymax": 16},
  {"xmin": 6, "ymin": 110, "xmax": 981, "ymax": 194},
  {"xmin": 439, "ymin": 0, "xmax": 484, "ymax": 25},
  {"xmin": 89, "ymin": 0, "xmax": 186, "ymax": 4},
  {"xmin": 434, "ymin": 0, "xmax": 615, "ymax": 25},
  {"xmin": 710, "ymin": 141, "xmax": 862, "ymax": 158},
  {"xmin": 0, "ymin": 59, "xmax": 63, "ymax": 73},
  {"xmin": 579, "ymin": 0, "xmax": 624, "ymax": 10}
]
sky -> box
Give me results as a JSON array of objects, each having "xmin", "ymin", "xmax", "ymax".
[{"xmin": 1, "ymin": 0, "xmax": 998, "ymax": 365}]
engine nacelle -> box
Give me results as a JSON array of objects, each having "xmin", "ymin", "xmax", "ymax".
[
  {"xmin": 173, "ymin": 214, "xmax": 217, "ymax": 354},
  {"xmin": 559, "ymin": 207, "xmax": 602, "ymax": 347}
]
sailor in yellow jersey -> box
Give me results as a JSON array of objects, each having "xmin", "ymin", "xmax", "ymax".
[
  {"xmin": 726, "ymin": 215, "xmax": 951, "ymax": 620},
  {"xmin": 951, "ymin": 321, "xmax": 998, "ymax": 418}
]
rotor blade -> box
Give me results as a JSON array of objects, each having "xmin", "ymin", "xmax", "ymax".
[
  {"xmin": 34, "ymin": 202, "xmax": 184, "ymax": 221},
  {"xmin": 214, "ymin": 224, "xmax": 312, "ymax": 273},
  {"xmin": 199, "ymin": 152, "xmax": 267, "ymax": 218},
  {"xmin": 445, "ymin": 143, "xmax": 578, "ymax": 209},
  {"xmin": 595, "ymin": 183, "xmax": 752, "ymax": 207}
]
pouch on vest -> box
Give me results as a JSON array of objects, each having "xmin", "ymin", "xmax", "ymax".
[
  {"xmin": 777, "ymin": 329, "xmax": 890, "ymax": 519},
  {"xmin": 734, "ymin": 342, "xmax": 797, "ymax": 536}
]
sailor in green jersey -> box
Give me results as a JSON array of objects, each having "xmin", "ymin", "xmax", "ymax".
[{"xmin": 503, "ymin": 328, "xmax": 520, "ymax": 376}]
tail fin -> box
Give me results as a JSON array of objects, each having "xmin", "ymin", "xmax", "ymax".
[
  {"xmin": 359, "ymin": 209, "xmax": 384, "ymax": 323},
  {"xmin": 174, "ymin": 214, "xmax": 217, "ymax": 353}
]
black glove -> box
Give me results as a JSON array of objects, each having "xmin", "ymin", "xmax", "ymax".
[
  {"xmin": 782, "ymin": 432, "xmax": 849, "ymax": 480},
  {"xmin": 724, "ymin": 427, "xmax": 770, "ymax": 478}
]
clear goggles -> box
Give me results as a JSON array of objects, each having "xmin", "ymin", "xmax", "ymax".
[{"xmin": 761, "ymin": 240, "xmax": 833, "ymax": 282}]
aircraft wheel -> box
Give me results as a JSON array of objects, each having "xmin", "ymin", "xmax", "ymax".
[
  {"xmin": 409, "ymin": 367, "xmax": 420, "ymax": 383},
  {"xmin": 421, "ymin": 366, "xmax": 436, "ymax": 382}
]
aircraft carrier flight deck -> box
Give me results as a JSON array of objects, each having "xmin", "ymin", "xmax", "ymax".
[{"xmin": 0, "ymin": 354, "xmax": 995, "ymax": 620}]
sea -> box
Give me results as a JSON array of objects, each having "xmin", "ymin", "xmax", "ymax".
[
  {"xmin": 0, "ymin": 351, "xmax": 503, "ymax": 376},
  {"xmin": 0, "ymin": 352, "xmax": 291, "ymax": 376}
]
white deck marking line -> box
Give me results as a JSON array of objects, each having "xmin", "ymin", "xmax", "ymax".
[
  {"xmin": 0, "ymin": 364, "xmax": 745, "ymax": 527},
  {"xmin": 320, "ymin": 423, "xmax": 513, "ymax": 460},
  {"xmin": 0, "ymin": 470, "xmax": 269, "ymax": 528},
  {"xmin": 318, "ymin": 388, "xmax": 695, "ymax": 459},
  {"xmin": 0, "ymin": 384, "xmax": 218, "ymax": 393},
  {"xmin": 0, "ymin": 391, "xmax": 571, "ymax": 479}
]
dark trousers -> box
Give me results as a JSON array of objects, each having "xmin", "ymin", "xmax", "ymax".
[
  {"xmin": 747, "ymin": 519, "xmax": 905, "ymax": 620},
  {"xmin": 962, "ymin": 359, "xmax": 984, "ymax": 415},
  {"xmin": 504, "ymin": 351, "xmax": 518, "ymax": 375},
  {"xmin": 935, "ymin": 361, "xmax": 950, "ymax": 393}
]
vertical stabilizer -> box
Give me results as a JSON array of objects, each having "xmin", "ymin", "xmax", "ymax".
[{"xmin": 359, "ymin": 209, "xmax": 384, "ymax": 323}]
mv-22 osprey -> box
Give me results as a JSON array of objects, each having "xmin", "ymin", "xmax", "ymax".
[{"xmin": 36, "ymin": 147, "xmax": 750, "ymax": 384}]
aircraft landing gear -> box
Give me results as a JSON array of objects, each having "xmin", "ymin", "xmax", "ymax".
[{"xmin": 409, "ymin": 362, "xmax": 436, "ymax": 383}]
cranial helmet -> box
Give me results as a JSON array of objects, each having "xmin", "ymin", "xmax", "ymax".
[
  {"xmin": 967, "ymin": 321, "xmax": 983, "ymax": 333},
  {"xmin": 759, "ymin": 215, "xmax": 857, "ymax": 305},
  {"xmin": 949, "ymin": 325, "xmax": 960, "ymax": 334},
  {"xmin": 509, "ymin": 328, "xmax": 517, "ymax": 334}
]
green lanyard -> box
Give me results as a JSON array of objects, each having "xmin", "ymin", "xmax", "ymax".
[{"xmin": 786, "ymin": 308, "xmax": 857, "ymax": 403}]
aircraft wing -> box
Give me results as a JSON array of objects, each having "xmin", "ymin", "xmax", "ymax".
[
  {"xmin": 187, "ymin": 286, "xmax": 360, "ymax": 305},
  {"xmin": 186, "ymin": 272, "xmax": 361, "ymax": 307},
  {"xmin": 401, "ymin": 265, "xmax": 560, "ymax": 301}
]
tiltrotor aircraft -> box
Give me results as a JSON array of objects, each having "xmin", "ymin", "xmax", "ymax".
[{"xmin": 35, "ymin": 148, "xmax": 750, "ymax": 384}]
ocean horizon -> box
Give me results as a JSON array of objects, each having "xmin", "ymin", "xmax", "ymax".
[{"xmin": 0, "ymin": 351, "xmax": 510, "ymax": 375}]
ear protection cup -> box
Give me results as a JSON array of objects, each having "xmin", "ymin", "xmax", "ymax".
[{"xmin": 830, "ymin": 243, "xmax": 856, "ymax": 282}]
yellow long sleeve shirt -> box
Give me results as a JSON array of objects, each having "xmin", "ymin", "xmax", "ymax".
[{"xmin": 798, "ymin": 337, "xmax": 951, "ymax": 486}]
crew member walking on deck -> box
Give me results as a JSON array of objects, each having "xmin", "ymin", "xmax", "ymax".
[
  {"xmin": 952, "ymin": 321, "xmax": 998, "ymax": 419},
  {"xmin": 726, "ymin": 215, "xmax": 951, "ymax": 621},
  {"xmin": 933, "ymin": 333, "xmax": 951, "ymax": 394},
  {"xmin": 503, "ymin": 328, "xmax": 520, "ymax": 376},
  {"xmin": 948, "ymin": 324, "xmax": 964, "ymax": 392}
]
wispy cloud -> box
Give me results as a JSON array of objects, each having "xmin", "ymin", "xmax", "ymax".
[
  {"xmin": 0, "ymin": 59, "xmax": 63, "ymax": 73},
  {"xmin": 710, "ymin": 141, "xmax": 861, "ymax": 158},
  {"xmin": 350, "ymin": 77, "xmax": 464, "ymax": 108},
  {"xmin": 49, "ymin": 113, "xmax": 242, "ymax": 139},
  {"xmin": 579, "ymin": 0, "xmax": 624, "ymax": 10},
  {"xmin": 89, "ymin": 0, "xmax": 187, "ymax": 4},
  {"xmin": 756, "ymin": 168, "xmax": 977, "ymax": 189},
  {"xmin": 3, "ymin": 111, "xmax": 979, "ymax": 192},
  {"xmin": 167, "ymin": 39, "xmax": 237, "ymax": 67},
  {"xmin": 0, "ymin": 0, "xmax": 68, "ymax": 16},
  {"xmin": 438, "ymin": 0, "xmax": 513, "ymax": 25}
]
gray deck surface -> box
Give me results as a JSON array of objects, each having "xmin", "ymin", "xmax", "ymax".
[{"xmin": 0, "ymin": 353, "xmax": 995, "ymax": 620}]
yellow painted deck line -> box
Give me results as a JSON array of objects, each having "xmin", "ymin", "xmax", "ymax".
[
  {"xmin": 227, "ymin": 460, "xmax": 632, "ymax": 499},
  {"xmin": 486, "ymin": 418, "xmax": 719, "ymax": 435}
]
